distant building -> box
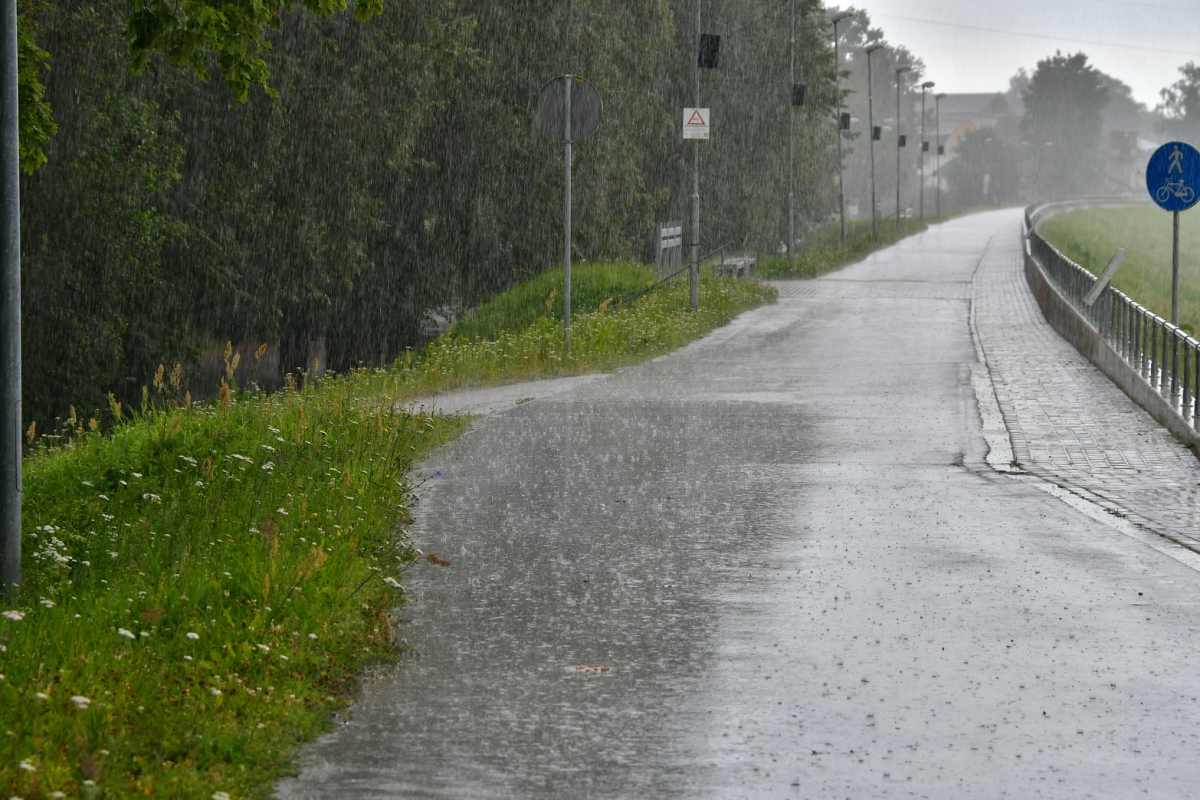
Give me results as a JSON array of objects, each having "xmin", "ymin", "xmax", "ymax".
[
  {"xmin": 1107, "ymin": 131, "xmax": 1158, "ymax": 192},
  {"xmin": 932, "ymin": 93, "xmax": 1016, "ymax": 172}
]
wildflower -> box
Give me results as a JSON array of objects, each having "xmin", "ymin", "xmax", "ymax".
[
  {"xmin": 2, "ymin": 610, "xmax": 23, "ymax": 621},
  {"xmin": 210, "ymin": 688, "xmax": 222, "ymax": 697},
  {"xmin": 19, "ymin": 758, "xmax": 35, "ymax": 772},
  {"xmin": 261, "ymin": 444, "xmax": 276, "ymax": 452},
  {"xmin": 81, "ymin": 480, "xmax": 93, "ymax": 487},
  {"xmin": 142, "ymin": 492, "xmax": 162, "ymax": 503},
  {"xmin": 183, "ymin": 656, "xmax": 193, "ymax": 662},
  {"xmin": 35, "ymin": 692, "xmax": 48, "ymax": 700},
  {"xmin": 383, "ymin": 577, "xmax": 402, "ymax": 589},
  {"xmin": 117, "ymin": 628, "xmax": 135, "ymax": 640},
  {"xmin": 132, "ymin": 472, "xmax": 143, "ymax": 478},
  {"xmin": 261, "ymin": 462, "xmax": 275, "ymax": 471},
  {"xmin": 39, "ymin": 599, "xmax": 54, "ymax": 608},
  {"xmin": 140, "ymin": 631, "xmax": 150, "ymax": 638},
  {"xmin": 70, "ymin": 696, "xmax": 91, "ymax": 709},
  {"xmin": 436, "ymin": 469, "xmax": 444, "ymax": 477},
  {"xmin": 308, "ymin": 633, "xmax": 318, "ymax": 640},
  {"xmin": 279, "ymin": 655, "xmax": 289, "ymax": 662},
  {"xmin": 256, "ymin": 644, "xmax": 271, "ymax": 653},
  {"xmin": 229, "ymin": 454, "xmax": 254, "ymax": 464},
  {"xmin": 213, "ymin": 792, "xmax": 232, "ymax": 800},
  {"xmin": 186, "ymin": 632, "xmax": 200, "ymax": 640},
  {"xmin": 276, "ymin": 508, "xmax": 289, "ymax": 516},
  {"xmin": 179, "ymin": 455, "xmax": 198, "ymax": 466}
]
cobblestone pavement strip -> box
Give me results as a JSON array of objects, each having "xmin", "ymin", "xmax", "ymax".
[{"xmin": 969, "ymin": 213, "xmax": 1200, "ymax": 552}]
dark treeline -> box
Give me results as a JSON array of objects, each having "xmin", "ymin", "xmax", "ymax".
[{"xmin": 17, "ymin": 0, "xmax": 856, "ymax": 424}]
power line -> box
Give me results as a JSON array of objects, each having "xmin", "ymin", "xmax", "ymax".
[{"xmin": 872, "ymin": 12, "xmax": 1200, "ymax": 59}]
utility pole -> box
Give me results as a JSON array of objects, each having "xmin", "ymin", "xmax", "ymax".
[
  {"xmin": 831, "ymin": 11, "xmax": 852, "ymax": 246},
  {"xmin": 1, "ymin": 0, "xmax": 21, "ymax": 601},
  {"xmin": 895, "ymin": 64, "xmax": 910, "ymax": 233},
  {"xmin": 865, "ymin": 43, "xmax": 885, "ymax": 239}
]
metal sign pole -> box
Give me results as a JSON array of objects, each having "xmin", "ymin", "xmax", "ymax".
[
  {"xmin": 1, "ymin": 0, "xmax": 21, "ymax": 600},
  {"xmin": 1172, "ymin": 210, "xmax": 1180, "ymax": 325},
  {"xmin": 563, "ymin": 75, "xmax": 572, "ymax": 354}
]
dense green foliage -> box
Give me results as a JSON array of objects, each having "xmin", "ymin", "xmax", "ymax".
[
  {"xmin": 943, "ymin": 126, "xmax": 1021, "ymax": 207},
  {"xmin": 1158, "ymin": 61, "xmax": 1200, "ymax": 142},
  {"xmin": 17, "ymin": 0, "xmax": 846, "ymax": 427},
  {"xmin": 1020, "ymin": 52, "xmax": 1109, "ymax": 198},
  {"xmin": 1041, "ymin": 206, "xmax": 1200, "ymax": 335}
]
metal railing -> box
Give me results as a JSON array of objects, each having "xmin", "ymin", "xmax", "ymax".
[{"xmin": 1025, "ymin": 203, "xmax": 1200, "ymax": 429}]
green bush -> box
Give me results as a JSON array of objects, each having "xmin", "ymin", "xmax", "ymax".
[{"xmin": 448, "ymin": 261, "xmax": 658, "ymax": 342}]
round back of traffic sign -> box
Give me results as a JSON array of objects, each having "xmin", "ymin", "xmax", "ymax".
[
  {"xmin": 534, "ymin": 76, "xmax": 602, "ymax": 143},
  {"xmin": 1146, "ymin": 141, "xmax": 1200, "ymax": 212}
]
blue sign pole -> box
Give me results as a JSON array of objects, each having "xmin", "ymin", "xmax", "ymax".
[{"xmin": 1146, "ymin": 141, "xmax": 1200, "ymax": 325}]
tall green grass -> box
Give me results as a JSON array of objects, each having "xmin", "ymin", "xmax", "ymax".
[
  {"xmin": 1041, "ymin": 205, "xmax": 1200, "ymax": 335},
  {"xmin": 402, "ymin": 273, "xmax": 776, "ymax": 396},
  {"xmin": 448, "ymin": 261, "xmax": 657, "ymax": 342},
  {"xmin": 1, "ymin": 267, "xmax": 776, "ymax": 798},
  {"xmin": 1, "ymin": 367, "xmax": 468, "ymax": 798},
  {"xmin": 755, "ymin": 217, "xmax": 930, "ymax": 279}
]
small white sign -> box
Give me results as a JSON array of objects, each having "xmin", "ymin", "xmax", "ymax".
[{"xmin": 683, "ymin": 107, "xmax": 710, "ymax": 140}]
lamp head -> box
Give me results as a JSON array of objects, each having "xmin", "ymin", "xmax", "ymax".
[
  {"xmin": 935, "ymin": 93, "xmax": 947, "ymax": 100},
  {"xmin": 831, "ymin": 10, "xmax": 854, "ymax": 24},
  {"xmin": 921, "ymin": 81, "xmax": 936, "ymax": 89},
  {"xmin": 896, "ymin": 64, "xmax": 912, "ymax": 75},
  {"xmin": 865, "ymin": 43, "xmax": 886, "ymax": 55}
]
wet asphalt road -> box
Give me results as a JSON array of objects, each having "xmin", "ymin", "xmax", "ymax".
[{"xmin": 277, "ymin": 209, "xmax": 1200, "ymax": 798}]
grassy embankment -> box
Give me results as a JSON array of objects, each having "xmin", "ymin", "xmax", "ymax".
[
  {"xmin": 755, "ymin": 217, "xmax": 931, "ymax": 279},
  {"xmin": 1041, "ymin": 205, "xmax": 1200, "ymax": 335},
  {"xmin": 0, "ymin": 263, "xmax": 775, "ymax": 799}
]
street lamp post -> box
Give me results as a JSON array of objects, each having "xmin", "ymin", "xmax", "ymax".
[
  {"xmin": 1, "ymin": 0, "xmax": 21, "ymax": 600},
  {"xmin": 935, "ymin": 92, "xmax": 946, "ymax": 218},
  {"xmin": 895, "ymin": 64, "xmax": 911, "ymax": 233},
  {"xmin": 865, "ymin": 43, "xmax": 885, "ymax": 239},
  {"xmin": 831, "ymin": 10, "xmax": 853, "ymax": 246},
  {"xmin": 919, "ymin": 80, "xmax": 934, "ymax": 222}
]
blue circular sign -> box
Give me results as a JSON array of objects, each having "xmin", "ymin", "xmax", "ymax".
[{"xmin": 1146, "ymin": 141, "xmax": 1200, "ymax": 211}]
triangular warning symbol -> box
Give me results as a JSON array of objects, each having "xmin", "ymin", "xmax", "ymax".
[{"xmin": 686, "ymin": 109, "xmax": 707, "ymax": 126}]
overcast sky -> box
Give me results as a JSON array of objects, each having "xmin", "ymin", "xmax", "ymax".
[{"xmin": 842, "ymin": 0, "xmax": 1200, "ymax": 108}]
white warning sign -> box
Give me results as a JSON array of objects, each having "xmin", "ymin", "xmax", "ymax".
[{"xmin": 683, "ymin": 107, "xmax": 710, "ymax": 140}]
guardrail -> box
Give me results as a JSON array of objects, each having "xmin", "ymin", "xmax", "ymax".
[{"xmin": 1024, "ymin": 202, "xmax": 1199, "ymax": 432}]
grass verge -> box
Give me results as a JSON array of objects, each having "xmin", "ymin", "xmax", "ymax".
[
  {"xmin": 1040, "ymin": 205, "xmax": 1200, "ymax": 335},
  {"xmin": 1, "ymin": 267, "xmax": 775, "ymax": 798},
  {"xmin": 755, "ymin": 218, "xmax": 931, "ymax": 279}
]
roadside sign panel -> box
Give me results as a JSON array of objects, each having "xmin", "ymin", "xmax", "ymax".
[
  {"xmin": 534, "ymin": 76, "xmax": 602, "ymax": 143},
  {"xmin": 683, "ymin": 107, "xmax": 710, "ymax": 140},
  {"xmin": 1146, "ymin": 141, "xmax": 1200, "ymax": 212}
]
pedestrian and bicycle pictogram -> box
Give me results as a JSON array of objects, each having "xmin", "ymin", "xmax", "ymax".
[{"xmin": 1147, "ymin": 141, "xmax": 1200, "ymax": 211}]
